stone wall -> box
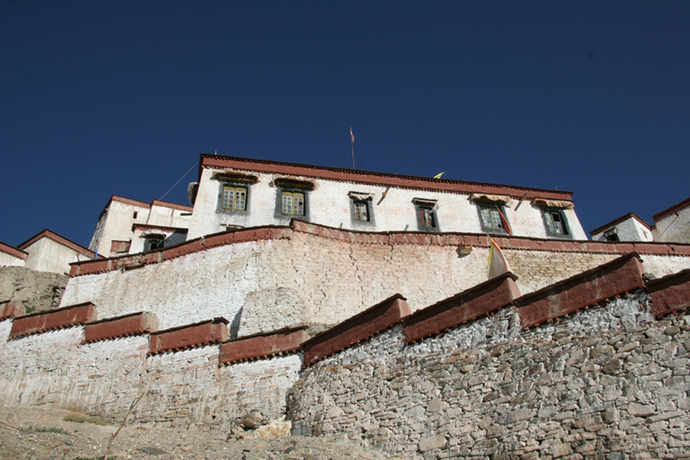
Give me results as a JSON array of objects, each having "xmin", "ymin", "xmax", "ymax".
[
  {"xmin": 0, "ymin": 265, "xmax": 67, "ymax": 313},
  {"xmin": 2, "ymin": 253, "xmax": 690, "ymax": 459},
  {"xmin": 62, "ymin": 221, "xmax": 690, "ymax": 334},
  {"xmin": 288, "ymin": 293, "xmax": 690, "ymax": 459}
]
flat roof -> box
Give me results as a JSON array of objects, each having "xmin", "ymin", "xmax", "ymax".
[
  {"xmin": 590, "ymin": 212, "xmax": 651, "ymax": 236},
  {"xmin": 653, "ymin": 197, "xmax": 690, "ymax": 222},
  {"xmin": 18, "ymin": 229, "xmax": 95, "ymax": 258},
  {"xmin": 200, "ymin": 154, "xmax": 574, "ymax": 201},
  {"xmin": 0, "ymin": 241, "xmax": 28, "ymax": 260}
]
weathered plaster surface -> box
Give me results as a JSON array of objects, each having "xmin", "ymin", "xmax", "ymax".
[
  {"xmin": 0, "ymin": 327, "xmax": 302, "ymax": 429},
  {"xmin": 655, "ymin": 205, "xmax": 690, "ymax": 244},
  {"xmin": 0, "ymin": 251, "xmax": 25, "ymax": 268},
  {"xmin": 22, "ymin": 237, "xmax": 89, "ymax": 275},
  {"xmin": 61, "ymin": 230, "xmax": 690, "ymax": 333}
]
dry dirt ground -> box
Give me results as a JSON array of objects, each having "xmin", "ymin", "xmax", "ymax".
[{"xmin": 0, "ymin": 407, "xmax": 393, "ymax": 460}]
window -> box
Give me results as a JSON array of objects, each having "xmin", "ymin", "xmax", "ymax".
[
  {"xmin": 604, "ymin": 228, "xmax": 620, "ymax": 242},
  {"xmin": 354, "ymin": 201, "xmax": 369, "ymax": 222},
  {"xmin": 144, "ymin": 235, "xmax": 165, "ymax": 251},
  {"xmin": 222, "ymin": 186, "xmax": 247, "ymax": 211},
  {"xmin": 413, "ymin": 199, "xmax": 439, "ymax": 231},
  {"xmin": 281, "ymin": 191, "xmax": 304, "ymax": 216},
  {"xmin": 480, "ymin": 206, "xmax": 503, "ymax": 230},
  {"xmin": 543, "ymin": 210, "xmax": 569, "ymax": 236},
  {"xmin": 349, "ymin": 192, "xmax": 375, "ymax": 226},
  {"xmin": 273, "ymin": 178, "xmax": 313, "ymax": 220}
]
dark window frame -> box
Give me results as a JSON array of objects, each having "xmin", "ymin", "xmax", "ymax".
[
  {"xmin": 413, "ymin": 199, "xmax": 440, "ymax": 232},
  {"xmin": 143, "ymin": 234, "xmax": 165, "ymax": 252},
  {"xmin": 216, "ymin": 182, "xmax": 252, "ymax": 216},
  {"xmin": 541, "ymin": 208, "xmax": 571, "ymax": 237},
  {"xmin": 477, "ymin": 203, "xmax": 510, "ymax": 235},
  {"xmin": 349, "ymin": 193, "xmax": 376, "ymax": 227}
]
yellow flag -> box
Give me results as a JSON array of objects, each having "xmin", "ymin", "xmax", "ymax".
[
  {"xmin": 433, "ymin": 172, "xmax": 445, "ymax": 179},
  {"xmin": 488, "ymin": 237, "xmax": 511, "ymax": 279}
]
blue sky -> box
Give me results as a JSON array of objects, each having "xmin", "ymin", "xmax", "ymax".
[{"xmin": 2, "ymin": 1, "xmax": 689, "ymax": 248}]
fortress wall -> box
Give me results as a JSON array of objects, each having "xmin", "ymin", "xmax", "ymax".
[
  {"xmin": 61, "ymin": 221, "xmax": 690, "ymax": 335},
  {"xmin": 288, "ymin": 294, "xmax": 690, "ymax": 459},
  {"xmin": 0, "ymin": 315, "xmax": 303, "ymax": 429},
  {"xmin": 1, "ymin": 256, "xmax": 690, "ymax": 457}
]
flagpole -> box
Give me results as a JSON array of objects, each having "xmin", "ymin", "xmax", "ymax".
[{"xmin": 350, "ymin": 127, "xmax": 356, "ymax": 169}]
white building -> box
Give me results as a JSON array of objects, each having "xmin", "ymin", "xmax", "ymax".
[
  {"xmin": 186, "ymin": 154, "xmax": 588, "ymax": 241},
  {"xmin": 0, "ymin": 230, "xmax": 94, "ymax": 275},
  {"xmin": 590, "ymin": 213, "xmax": 654, "ymax": 242},
  {"xmin": 89, "ymin": 196, "xmax": 193, "ymax": 258},
  {"xmin": 0, "ymin": 241, "xmax": 27, "ymax": 268},
  {"xmin": 652, "ymin": 197, "xmax": 690, "ymax": 244}
]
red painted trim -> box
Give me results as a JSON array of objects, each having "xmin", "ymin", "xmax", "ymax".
[
  {"xmin": 133, "ymin": 224, "xmax": 188, "ymax": 233},
  {"xmin": 302, "ymin": 294, "xmax": 411, "ymax": 367},
  {"xmin": 17, "ymin": 229, "xmax": 94, "ymax": 258},
  {"xmin": 653, "ymin": 197, "xmax": 690, "ymax": 222},
  {"xmin": 0, "ymin": 300, "xmax": 26, "ymax": 320},
  {"xmin": 220, "ymin": 327, "xmax": 309, "ymax": 365},
  {"xmin": 646, "ymin": 269, "xmax": 690, "ymax": 318},
  {"xmin": 516, "ymin": 253, "xmax": 645, "ymax": 328},
  {"xmin": 403, "ymin": 273, "xmax": 521, "ymax": 344},
  {"xmin": 590, "ymin": 212, "xmax": 652, "ymax": 236},
  {"xmin": 0, "ymin": 241, "xmax": 27, "ymax": 260},
  {"xmin": 9, "ymin": 302, "xmax": 97, "ymax": 339},
  {"xmin": 148, "ymin": 317, "xmax": 229, "ymax": 355},
  {"xmin": 109, "ymin": 195, "xmax": 152, "ymax": 209},
  {"xmin": 151, "ymin": 199, "xmax": 193, "ymax": 212},
  {"xmin": 68, "ymin": 220, "xmax": 690, "ymax": 277},
  {"xmin": 200, "ymin": 154, "xmax": 574, "ymax": 201},
  {"xmin": 83, "ymin": 312, "xmax": 159, "ymax": 343}
]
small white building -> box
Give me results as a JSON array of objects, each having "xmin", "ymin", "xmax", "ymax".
[
  {"xmin": 652, "ymin": 197, "xmax": 690, "ymax": 244},
  {"xmin": 187, "ymin": 154, "xmax": 588, "ymax": 241},
  {"xmin": 16, "ymin": 229, "xmax": 94, "ymax": 275},
  {"xmin": 0, "ymin": 241, "xmax": 27, "ymax": 268},
  {"xmin": 590, "ymin": 213, "xmax": 654, "ymax": 242},
  {"xmin": 89, "ymin": 196, "xmax": 193, "ymax": 258}
]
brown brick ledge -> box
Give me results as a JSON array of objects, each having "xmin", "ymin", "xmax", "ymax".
[
  {"xmin": 403, "ymin": 272, "xmax": 521, "ymax": 344},
  {"xmin": 220, "ymin": 327, "xmax": 309, "ymax": 365},
  {"xmin": 148, "ymin": 317, "xmax": 229, "ymax": 355},
  {"xmin": 646, "ymin": 269, "xmax": 690, "ymax": 318},
  {"xmin": 302, "ymin": 294, "xmax": 411, "ymax": 367},
  {"xmin": 84, "ymin": 312, "xmax": 159, "ymax": 343},
  {"xmin": 9, "ymin": 302, "xmax": 97, "ymax": 339},
  {"xmin": 0, "ymin": 300, "xmax": 26, "ymax": 320},
  {"xmin": 516, "ymin": 253, "xmax": 645, "ymax": 328}
]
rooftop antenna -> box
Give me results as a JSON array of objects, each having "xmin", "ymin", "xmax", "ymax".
[{"xmin": 350, "ymin": 127, "xmax": 356, "ymax": 169}]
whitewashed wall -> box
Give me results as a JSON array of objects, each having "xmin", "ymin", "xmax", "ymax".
[
  {"xmin": 654, "ymin": 205, "xmax": 690, "ymax": 244},
  {"xmin": 592, "ymin": 216, "xmax": 654, "ymax": 242},
  {"xmin": 90, "ymin": 200, "xmax": 151, "ymax": 257},
  {"xmin": 0, "ymin": 323, "xmax": 301, "ymax": 428},
  {"xmin": 0, "ymin": 251, "xmax": 25, "ymax": 268},
  {"xmin": 188, "ymin": 168, "xmax": 587, "ymax": 241},
  {"xmin": 22, "ymin": 237, "xmax": 90, "ymax": 275}
]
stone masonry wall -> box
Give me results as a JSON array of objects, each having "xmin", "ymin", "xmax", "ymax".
[
  {"xmin": 288, "ymin": 293, "xmax": 690, "ymax": 459},
  {"xmin": 0, "ymin": 321, "xmax": 302, "ymax": 429},
  {"xmin": 0, "ymin": 265, "xmax": 67, "ymax": 313}
]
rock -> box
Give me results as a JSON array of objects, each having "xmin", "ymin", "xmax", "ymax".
[
  {"xmin": 602, "ymin": 358, "xmax": 621, "ymax": 374},
  {"xmin": 550, "ymin": 443, "xmax": 572, "ymax": 458},
  {"xmin": 255, "ymin": 419, "xmax": 292, "ymax": 438},
  {"xmin": 419, "ymin": 434, "xmax": 446, "ymax": 452},
  {"xmin": 628, "ymin": 403, "xmax": 656, "ymax": 417},
  {"xmin": 137, "ymin": 447, "xmax": 168, "ymax": 455}
]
